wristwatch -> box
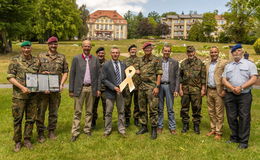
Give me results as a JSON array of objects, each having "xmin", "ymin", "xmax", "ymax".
[
  {"xmin": 156, "ymin": 85, "xmax": 160, "ymax": 88},
  {"xmin": 240, "ymin": 86, "xmax": 244, "ymax": 91}
]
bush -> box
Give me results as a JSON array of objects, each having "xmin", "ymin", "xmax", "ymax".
[{"xmin": 253, "ymin": 38, "xmax": 260, "ymax": 55}]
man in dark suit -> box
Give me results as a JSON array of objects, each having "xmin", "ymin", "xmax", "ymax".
[
  {"xmin": 102, "ymin": 46, "xmax": 126, "ymax": 137},
  {"xmin": 69, "ymin": 40, "xmax": 101, "ymax": 142},
  {"xmin": 157, "ymin": 44, "xmax": 179, "ymax": 135}
]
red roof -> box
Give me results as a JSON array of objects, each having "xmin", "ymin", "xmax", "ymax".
[{"xmin": 89, "ymin": 10, "xmax": 127, "ymax": 24}]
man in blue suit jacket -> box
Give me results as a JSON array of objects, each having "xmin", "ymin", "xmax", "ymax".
[{"xmin": 102, "ymin": 46, "xmax": 127, "ymax": 137}]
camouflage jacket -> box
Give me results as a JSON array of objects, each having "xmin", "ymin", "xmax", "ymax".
[
  {"xmin": 38, "ymin": 51, "xmax": 69, "ymax": 80},
  {"xmin": 179, "ymin": 56, "xmax": 206, "ymax": 94},
  {"xmin": 7, "ymin": 54, "xmax": 40, "ymax": 99},
  {"xmin": 123, "ymin": 56, "xmax": 141, "ymax": 90},
  {"xmin": 138, "ymin": 54, "xmax": 163, "ymax": 90}
]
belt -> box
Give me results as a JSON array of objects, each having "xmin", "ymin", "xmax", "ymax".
[
  {"xmin": 83, "ymin": 83, "xmax": 91, "ymax": 87},
  {"xmin": 161, "ymin": 82, "xmax": 170, "ymax": 85},
  {"xmin": 207, "ymin": 86, "xmax": 216, "ymax": 89}
]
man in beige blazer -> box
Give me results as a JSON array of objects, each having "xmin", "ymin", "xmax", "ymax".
[{"xmin": 206, "ymin": 46, "xmax": 228, "ymax": 140}]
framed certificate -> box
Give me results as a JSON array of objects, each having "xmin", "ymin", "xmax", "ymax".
[{"xmin": 25, "ymin": 73, "xmax": 60, "ymax": 92}]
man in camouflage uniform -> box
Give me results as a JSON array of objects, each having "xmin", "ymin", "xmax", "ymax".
[
  {"xmin": 91, "ymin": 47, "xmax": 107, "ymax": 128},
  {"xmin": 36, "ymin": 36, "xmax": 69, "ymax": 142},
  {"xmin": 136, "ymin": 42, "xmax": 162, "ymax": 139},
  {"xmin": 179, "ymin": 46, "xmax": 206, "ymax": 134},
  {"xmin": 123, "ymin": 44, "xmax": 140, "ymax": 127},
  {"xmin": 7, "ymin": 41, "xmax": 40, "ymax": 152}
]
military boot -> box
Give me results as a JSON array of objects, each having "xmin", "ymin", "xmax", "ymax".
[
  {"xmin": 181, "ymin": 123, "xmax": 189, "ymax": 133},
  {"xmin": 151, "ymin": 127, "xmax": 157, "ymax": 139},
  {"xmin": 24, "ymin": 139, "xmax": 33, "ymax": 150},
  {"xmin": 194, "ymin": 124, "xmax": 200, "ymax": 134},
  {"xmin": 125, "ymin": 118, "xmax": 130, "ymax": 128},
  {"xmin": 134, "ymin": 118, "xmax": 139, "ymax": 126},
  {"xmin": 136, "ymin": 125, "xmax": 148, "ymax": 135},
  {"xmin": 91, "ymin": 120, "xmax": 96, "ymax": 129}
]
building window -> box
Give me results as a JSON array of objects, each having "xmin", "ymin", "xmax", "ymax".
[
  {"xmin": 96, "ymin": 24, "xmax": 99, "ymax": 29},
  {"xmin": 109, "ymin": 24, "xmax": 112, "ymax": 30}
]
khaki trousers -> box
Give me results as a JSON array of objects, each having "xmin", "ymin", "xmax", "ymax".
[
  {"xmin": 104, "ymin": 93, "xmax": 125, "ymax": 134},
  {"xmin": 207, "ymin": 88, "xmax": 224, "ymax": 135},
  {"xmin": 71, "ymin": 86, "xmax": 94, "ymax": 136}
]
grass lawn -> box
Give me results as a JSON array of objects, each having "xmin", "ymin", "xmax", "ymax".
[
  {"xmin": 0, "ymin": 88, "xmax": 259, "ymax": 160},
  {"xmin": 0, "ymin": 39, "xmax": 259, "ymax": 84}
]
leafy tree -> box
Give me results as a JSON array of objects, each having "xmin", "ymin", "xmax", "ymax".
[
  {"xmin": 188, "ymin": 21, "xmax": 205, "ymax": 42},
  {"xmin": 33, "ymin": 0, "xmax": 82, "ymax": 42},
  {"xmin": 0, "ymin": 0, "xmax": 36, "ymax": 54},
  {"xmin": 155, "ymin": 23, "xmax": 170, "ymax": 36},
  {"xmin": 202, "ymin": 12, "xmax": 217, "ymax": 42},
  {"xmin": 224, "ymin": 0, "xmax": 255, "ymax": 43},
  {"xmin": 148, "ymin": 11, "xmax": 161, "ymax": 23},
  {"xmin": 137, "ymin": 18, "xmax": 153, "ymax": 37},
  {"xmin": 124, "ymin": 10, "xmax": 139, "ymax": 38},
  {"xmin": 78, "ymin": 4, "xmax": 89, "ymax": 40},
  {"xmin": 161, "ymin": 12, "xmax": 177, "ymax": 17}
]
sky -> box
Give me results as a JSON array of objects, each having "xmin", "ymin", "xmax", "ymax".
[{"xmin": 76, "ymin": 0, "xmax": 230, "ymax": 16}]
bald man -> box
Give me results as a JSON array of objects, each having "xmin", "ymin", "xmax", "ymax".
[{"xmin": 69, "ymin": 40, "xmax": 101, "ymax": 142}]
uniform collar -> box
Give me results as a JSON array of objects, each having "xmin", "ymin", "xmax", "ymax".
[{"xmin": 142, "ymin": 54, "xmax": 153, "ymax": 61}]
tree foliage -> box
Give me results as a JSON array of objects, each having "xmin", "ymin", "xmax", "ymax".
[
  {"xmin": 202, "ymin": 12, "xmax": 217, "ymax": 42},
  {"xmin": 0, "ymin": 0, "xmax": 36, "ymax": 53},
  {"xmin": 33, "ymin": 0, "xmax": 82, "ymax": 42},
  {"xmin": 188, "ymin": 21, "xmax": 205, "ymax": 42},
  {"xmin": 78, "ymin": 4, "xmax": 89, "ymax": 40},
  {"xmin": 148, "ymin": 11, "xmax": 161, "ymax": 23}
]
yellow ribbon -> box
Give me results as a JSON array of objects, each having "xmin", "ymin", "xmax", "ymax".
[{"xmin": 119, "ymin": 66, "xmax": 136, "ymax": 92}]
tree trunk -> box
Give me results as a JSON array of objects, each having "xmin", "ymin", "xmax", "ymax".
[{"xmin": 0, "ymin": 31, "xmax": 12, "ymax": 54}]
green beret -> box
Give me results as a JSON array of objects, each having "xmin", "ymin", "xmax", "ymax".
[{"xmin": 20, "ymin": 41, "xmax": 32, "ymax": 47}]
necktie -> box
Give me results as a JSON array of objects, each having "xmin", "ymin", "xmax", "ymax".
[{"xmin": 114, "ymin": 61, "xmax": 121, "ymax": 86}]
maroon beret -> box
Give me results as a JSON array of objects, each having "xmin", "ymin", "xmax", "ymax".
[
  {"xmin": 142, "ymin": 42, "xmax": 152, "ymax": 49},
  {"xmin": 47, "ymin": 36, "xmax": 58, "ymax": 43}
]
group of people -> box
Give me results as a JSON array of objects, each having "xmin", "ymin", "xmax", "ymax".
[{"xmin": 7, "ymin": 36, "xmax": 258, "ymax": 152}]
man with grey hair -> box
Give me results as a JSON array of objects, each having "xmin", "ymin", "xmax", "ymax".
[
  {"xmin": 222, "ymin": 44, "xmax": 257, "ymax": 149},
  {"xmin": 69, "ymin": 40, "xmax": 101, "ymax": 142},
  {"xmin": 102, "ymin": 47, "xmax": 127, "ymax": 137}
]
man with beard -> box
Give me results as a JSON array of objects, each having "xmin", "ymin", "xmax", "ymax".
[
  {"xmin": 37, "ymin": 36, "xmax": 69, "ymax": 142},
  {"xmin": 222, "ymin": 44, "xmax": 257, "ymax": 149}
]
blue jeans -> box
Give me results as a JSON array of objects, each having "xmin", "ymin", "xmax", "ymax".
[{"xmin": 158, "ymin": 84, "xmax": 176, "ymax": 130}]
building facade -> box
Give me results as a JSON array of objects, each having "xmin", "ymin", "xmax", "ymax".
[
  {"xmin": 87, "ymin": 10, "xmax": 127, "ymax": 40},
  {"xmin": 161, "ymin": 14, "xmax": 226, "ymax": 40}
]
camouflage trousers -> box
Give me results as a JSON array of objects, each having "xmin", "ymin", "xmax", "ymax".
[
  {"xmin": 92, "ymin": 91, "xmax": 106, "ymax": 121},
  {"xmin": 124, "ymin": 89, "xmax": 139, "ymax": 119},
  {"xmin": 36, "ymin": 92, "xmax": 61, "ymax": 133},
  {"xmin": 138, "ymin": 89, "xmax": 158, "ymax": 127},
  {"xmin": 180, "ymin": 94, "xmax": 202, "ymax": 125},
  {"xmin": 12, "ymin": 95, "xmax": 37, "ymax": 142}
]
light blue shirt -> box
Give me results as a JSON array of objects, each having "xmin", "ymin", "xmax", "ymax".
[
  {"xmin": 112, "ymin": 60, "xmax": 122, "ymax": 83},
  {"xmin": 222, "ymin": 58, "xmax": 258, "ymax": 93},
  {"xmin": 161, "ymin": 59, "xmax": 169, "ymax": 82},
  {"xmin": 207, "ymin": 61, "xmax": 217, "ymax": 88}
]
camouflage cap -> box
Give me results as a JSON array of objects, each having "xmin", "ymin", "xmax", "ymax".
[{"xmin": 20, "ymin": 41, "xmax": 32, "ymax": 47}]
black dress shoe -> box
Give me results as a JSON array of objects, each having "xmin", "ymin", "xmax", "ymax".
[
  {"xmin": 181, "ymin": 123, "xmax": 189, "ymax": 133},
  {"xmin": 134, "ymin": 118, "xmax": 139, "ymax": 126},
  {"xmin": 71, "ymin": 135, "xmax": 79, "ymax": 142},
  {"xmin": 194, "ymin": 124, "xmax": 200, "ymax": 134},
  {"xmin": 136, "ymin": 125, "xmax": 148, "ymax": 135},
  {"xmin": 238, "ymin": 143, "xmax": 248, "ymax": 149},
  {"xmin": 151, "ymin": 127, "xmax": 157, "ymax": 140},
  {"xmin": 125, "ymin": 118, "xmax": 130, "ymax": 128}
]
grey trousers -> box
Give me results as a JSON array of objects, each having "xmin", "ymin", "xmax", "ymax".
[{"xmin": 104, "ymin": 93, "xmax": 125, "ymax": 134}]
